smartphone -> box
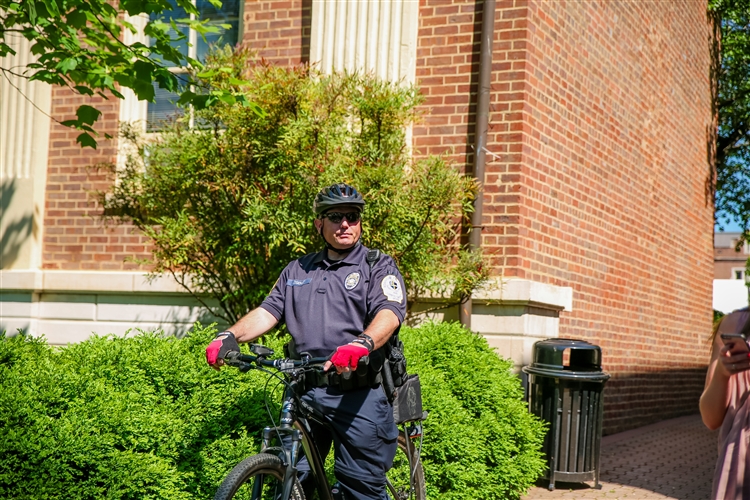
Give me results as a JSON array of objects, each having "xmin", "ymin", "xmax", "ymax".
[{"xmin": 721, "ymin": 333, "xmax": 750, "ymax": 353}]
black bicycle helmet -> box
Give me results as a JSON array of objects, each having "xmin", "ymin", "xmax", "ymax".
[{"xmin": 312, "ymin": 183, "xmax": 365, "ymax": 216}]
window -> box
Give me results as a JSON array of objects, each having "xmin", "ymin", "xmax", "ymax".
[
  {"xmin": 147, "ymin": 0, "xmax": 241, "ymax": 131},
  {"xmin": 118, "ymin": 0, "xmax": 241, "ymax": 134},
  {"xmin": 732, "ymin": 267, "xmax": 747, "ymax": 281}
]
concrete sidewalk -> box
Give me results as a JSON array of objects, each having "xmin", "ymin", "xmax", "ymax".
[{"xmin": 522, "ymin": 414, "xmax": 718, "ymax": 500}]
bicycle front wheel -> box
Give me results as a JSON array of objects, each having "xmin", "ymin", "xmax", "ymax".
[
  {"xmin": 214, "ymin": 453, "xmax": 306, "ymax": 500},
  {"xmin": 386, "ymin": 430, "xmax": 426, "ymax": 500}
]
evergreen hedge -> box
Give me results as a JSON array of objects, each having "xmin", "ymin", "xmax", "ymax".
[{"xmin": 0, "ymin": 322, "xmax": 546, "ymax": 499}]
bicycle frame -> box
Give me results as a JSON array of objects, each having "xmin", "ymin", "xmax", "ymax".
[
  {"xmin": 222, "ymin": 348, "xmax": 425, "ymax": 500},
  {"xmin": 256, "ymin": 373, "xmax": 336, "ymax": 500}
]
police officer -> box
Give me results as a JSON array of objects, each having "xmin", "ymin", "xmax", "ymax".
[{"xmin": 206, "ymin": 183, "xmax": 406, "ymax": 500}]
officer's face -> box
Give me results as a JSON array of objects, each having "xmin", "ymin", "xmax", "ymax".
[{"xmin": 315, "ymin": 204, "xmax": 362, "ymax": 250}]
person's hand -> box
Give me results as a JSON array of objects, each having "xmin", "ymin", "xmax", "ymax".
[
  {"xmin": 325, "ymin": 343, "xmax": 370, "ymax": 374},
  {"xmin": 206, "ymin": 331, "xmax": 240, "ymax": 370},
  {"xmin": 719, "ymin": 342, "xmax": 750, "ymax": 375}
]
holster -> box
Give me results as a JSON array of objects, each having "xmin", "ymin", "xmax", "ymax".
[{"xmin": 286, "ymin": 340, "xmax": 384, "ymax": 392}]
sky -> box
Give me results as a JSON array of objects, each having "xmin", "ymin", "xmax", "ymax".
[
  {"xmin": 715, "ymin": 212, "xmax": 744, "ymax": 233},
  {"xmin": 716, "ymin": 221, "xmax": 743, "ymax": 233}
]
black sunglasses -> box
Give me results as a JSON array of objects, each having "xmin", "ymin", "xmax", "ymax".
[{"xmin": 320, "ymin": 211, "xmax": 361, "ymax": 224}]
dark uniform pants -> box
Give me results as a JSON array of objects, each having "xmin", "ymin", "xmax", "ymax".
[{"xmin": 295, "ymin": 385, "xmax": 398, "ymax": 500}]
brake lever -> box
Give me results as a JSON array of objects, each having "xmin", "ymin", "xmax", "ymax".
[
  {"xmin": 223, "ymin": 351, "xmax": 253, "ymax": 372},
  {"xmin": 237, "ymin": 361, "xmax": 253, "ymax": 373}
]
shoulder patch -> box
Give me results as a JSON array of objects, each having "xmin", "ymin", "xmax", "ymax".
[
  {"xmin": 345, "ymin": 272, "xmax": 361, "ymax": 290},
  {"xmin": 381, "ymin": 275, "xmax": 403, "ymax": 303}
]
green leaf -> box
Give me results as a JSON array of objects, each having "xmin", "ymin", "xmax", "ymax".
[
  {"xmin": 76, "ymin": 132, "xmax": 97, "ymax": 149},
  {"xmin": 228, "ymin": 77, "xmax": 248, "ymax": 86},
  {"xmin": 132, "ymin": 80, "xmax": 156, "ymax": 102},
  {"xmin": 154, "ymin": 70, "xmax": 178, "ymax": 92},
  {"xmin": 133, "ymin": 60, "xmax": 153, "ymax": 83},
  {"xmin": 76, "ymin": 105, "xmax": 102, "ymax": 127},
  {"xmin": 73, "ymin": 86, "xmax": 95, "ymax": 96},
  {"xmin": 148, "ymin": 20, "xmax": 170, "ymax": 34},
  {"xmin": 197, "ymin": 69, "xmax": 216, "ymax": 79},
  {"xmin": 0, "ymin": 43, "xmax": 16, "ymax": 58},
  {"xmin": 66, "ymin": 9, "xmax": 87, "ymax": 29},
  {"xmin": 176, "ymin": 90, "xmax": 197, "ymax": 105},
  {"xmin": 29, "ymin": 41, "xmax": 49, "ymax": 55},
  {"xmin": 56, "ymin": 57, "xmax": 77, "ymax": 72},
  {"xmin": 40, "ymin": 0, "xmax": 59, "ymax": 17},
  {"xmin": 244, "ymin": 101, "xmax": 266, "ymax": 117},
  {"xmin": 26, "ymin": 1, "xmax": 37, "ymax": 25},
  {"xmin": 216, "ymin": 92, "xmax": 236, "ymax": 105},
  {"xmin": 190, "ymin": 94, "xmax": 211, "ymax": 109}
]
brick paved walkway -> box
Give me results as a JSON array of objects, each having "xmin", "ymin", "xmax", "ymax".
[{"xmin": 522, "ymin": 414, "xmax": 718, "ymax": 500}]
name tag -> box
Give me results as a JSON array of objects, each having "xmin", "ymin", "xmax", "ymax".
[{"xmin": 286, "ymin": 278, "xmax": 312, "ymax": 287}]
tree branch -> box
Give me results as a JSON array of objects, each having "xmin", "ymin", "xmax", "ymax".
[{"xmin": 395, "ymin": 205, "xmax": 432, "ymax": 261}]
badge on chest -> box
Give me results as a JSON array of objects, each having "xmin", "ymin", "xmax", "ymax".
[{"xmin": 344, "ymin": 272, "xmax": 361, "ymax": 290}]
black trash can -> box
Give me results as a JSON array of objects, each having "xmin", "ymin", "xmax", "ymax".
[{"xmin": 522, "ymin": 339, "xmax": 610, "ymax": 491}]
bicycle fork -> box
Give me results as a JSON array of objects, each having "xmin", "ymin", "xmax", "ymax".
[{"xmin": 255, "ymin": 398, "xmax": 304, "ymax": 500}]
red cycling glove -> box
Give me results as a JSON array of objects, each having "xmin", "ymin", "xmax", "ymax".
[
  {"xmin": 206, "ymin": 331, "xmax": 240, "ymax": 366},
  {"xmin": 330, "ymin": 343, "xmax": 370, "ymax": 369}
]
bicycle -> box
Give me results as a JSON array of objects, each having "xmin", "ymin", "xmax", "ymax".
[{"xmin": 214, "ymin": 344, "xmax": 427, "ymax": 500}]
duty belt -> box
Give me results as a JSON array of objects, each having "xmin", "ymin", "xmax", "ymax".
[{"xmin": 305, "ymin": 369, "xmax": 382, "ymax": 392}]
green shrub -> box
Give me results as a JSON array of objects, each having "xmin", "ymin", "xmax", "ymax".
[
  {"xmin": 100, "ymin": 48, "xmax": 486, "ymax": 324},
  {"xmin": 0, "ymin": 322, "xmax": 545, "ymax": 499},
  {"xmin": 401, "ymin": 322, "xmax": 547, "ymax": 499}
]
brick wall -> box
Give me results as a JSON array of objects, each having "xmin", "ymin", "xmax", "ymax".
[
  {"xmin": 415, "ymin": 0, "xmax": 528, "ymax": 268},
  {"xmin": 43, "ymin": 90, "xmax": 151, "ymax": 270},
  {"xmin": 523, "ymin": 0, "xmax": 714, "ymax": 434},
  {"xmin": 242, "ymin": 0, "xmax": 311, "ymax": 66},
  {"xmin": 414, "ymin": 0, "xmax": 714, "ymax": 434}
]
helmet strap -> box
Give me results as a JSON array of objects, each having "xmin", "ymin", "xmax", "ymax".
[{"xmin": 318, "ymin": 227, "xmax": 360, "ymax": 256}]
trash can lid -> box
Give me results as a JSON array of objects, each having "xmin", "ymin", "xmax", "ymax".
[{"xmin": 530, "ymin": 338, "xmax": 603, "ymax": 372}]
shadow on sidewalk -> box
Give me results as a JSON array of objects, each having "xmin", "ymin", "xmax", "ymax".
[{"xmin": 523, "ymin": 414, "xmax": 718, "ymax": 500}]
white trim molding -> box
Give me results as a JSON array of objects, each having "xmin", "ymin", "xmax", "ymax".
[
  {"xmin": 0, "ymin": 270, "xmax": 224, "ymax": 345},
  {"xmin": 409, "ymin": 278, "xmax": 574, "ymax": 372},
  {"xmin": 1, "ymin": 271, "xmax": 573, "ymax": 370}
]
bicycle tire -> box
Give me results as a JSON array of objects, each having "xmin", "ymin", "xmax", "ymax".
[
  {"xmin": 214, "ymin": 453, "xmax": 306, "ymax": 500},
  {"xmin": 386, "ymin": 430, "xmax": 426, "ymax": 500}
]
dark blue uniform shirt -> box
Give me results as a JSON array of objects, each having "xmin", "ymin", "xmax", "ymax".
[{"xmin": 260, "ymin": 243, "xmax": 406, "ymax": 358}]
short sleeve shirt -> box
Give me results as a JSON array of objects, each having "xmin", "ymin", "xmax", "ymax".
[{"xmin": 260, "ymin": 243, "xmax": 406, "ymax": 358}]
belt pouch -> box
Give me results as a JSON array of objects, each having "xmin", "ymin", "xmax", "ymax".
[{"xmin": 392, "ymin": 374, "xmax": 423, "ymax": 424}]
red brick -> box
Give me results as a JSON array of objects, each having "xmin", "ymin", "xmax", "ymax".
[{"xmin": 413, "ymin": 0, "xmax": 713, "ymax": 434}]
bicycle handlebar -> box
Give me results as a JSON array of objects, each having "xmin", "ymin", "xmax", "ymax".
[{"xmin": 223, "ymin": 348, "xmax": 329, "ymax": 372}]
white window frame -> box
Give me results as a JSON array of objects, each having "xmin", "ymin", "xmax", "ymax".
[
  {"xmin": 731, "ymin": 267, "xmax": 747, "ymax": 281},
  {"xmin": 118, "ymin": 1, "xmax": 242, "ymax": 136}
]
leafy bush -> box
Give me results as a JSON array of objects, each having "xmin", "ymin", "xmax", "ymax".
[
  {"xmin": 0, "ymin": 322, "xmax": 545, "ymax": 499},
  {"xmin": 100, "ymin": 48, "xmax": 486, "ymax": 323},
  {"xmin": 402, "ymin": 322, "xmax": 547, "ymax": 499}
]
